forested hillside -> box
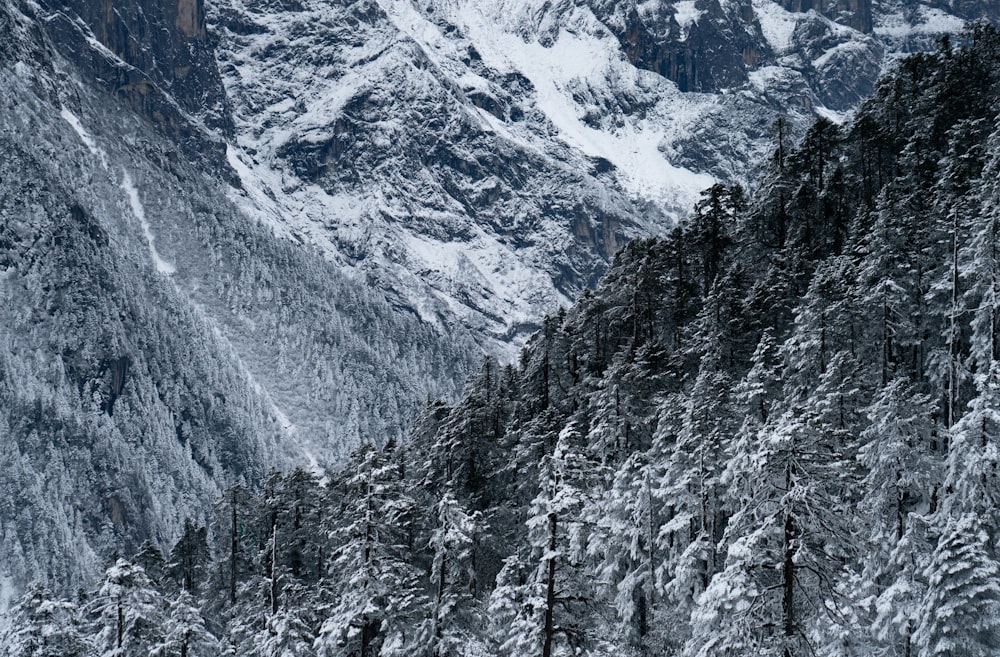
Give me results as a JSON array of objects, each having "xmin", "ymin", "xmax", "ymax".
[
  {"xmin": 0, "ymin": 0, "xmax": 482, "ymax": 600},
  {"xmin": 5, "ymin": 23, "xmax": 1000, "ymax": 657}
]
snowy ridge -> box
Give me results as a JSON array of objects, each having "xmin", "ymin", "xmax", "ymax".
[{"xmin": 212, "ymin": 0, "xmax": 729, "ymax": 347}]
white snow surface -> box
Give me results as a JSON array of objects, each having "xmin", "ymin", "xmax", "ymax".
[
  {"xmin": 0, "ymin": 576, "xmax": 14, "ymax": 619},
  {"xmin": 753, "ymin": 0, "xmax": 800, "ymax": 54},
  {"xmin": 121, "ymin": 171, "xmax": 177, "ymax": 275},
  {"xmin": 673, "ymin": 0, "xmax": 704, "ymax": 34},
  {"xmin": 60, "ymin": 107, "xmax": 108, "ymax": 170},
  {"xmin": 814, "ymin": 105, "xmax": 851, "ymax": 125}
]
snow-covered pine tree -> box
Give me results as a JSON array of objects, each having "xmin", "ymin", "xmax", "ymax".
[
  {"xmin": 489, "ymin": 423, "xmax": 597, "ymax": 657},
  {"xmin": 167, "ymin": 519, "xmax": 211, "ymax": 594},
  {"xmin": 424, "ymin": 490, "xmax": 487, "ymax": 656},
  {"xmin": 315, "ymin": 443, "xmax": 426, "ymax": 657},
  {"xmin": 423, "ymin": 357, "xmax": 507, "ymax": 507},
  {"xmin": 913, "ymin": 514, "xmax": 1000, "ymax": 657},
  {"xmin": 88, "ymin": 559, "xmax": 166, "ymax": 657},
  {"xmin": 687, "ymin": 403, "xmax": 852, "ymax": 657},
  {"xmin": 586, "ymin": 451, "xmax": 660, "ymax": 653},
  {"xmin": 1, "ymin": 583, "xmax": 90, "ymax": 657},
  {"xmin": 150, "ymin": 590, "xmax": 219, "ymax": 657},
  {"xmin": 686, "ymin": 183, "xmax": 742, "ymax": 297},
  {"xmin": 133, "ymin": 540, "xmax": 169, "ymax": 591},
  {"xmin": 852, "ymin": 378, "xmax": 939, "ymax": 656},
  {"xmin": 657, "ymin": 364, "xmax": 736, "ymax": 627}
]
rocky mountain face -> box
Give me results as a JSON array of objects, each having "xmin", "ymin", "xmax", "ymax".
[
  {"xmin": 0, "ymin": 0, "xmax": 984, "ymax": 603},
  {"xmin": 26, "ymin": 0, "xmax": 978, "ymax": 344},
  {"xmin": 41, "ymin": 0, "xmax": 233, "ymax": 169},
  {"xmin": 205, "ymin": 0, "xmax": 976, "ymax": 343}
]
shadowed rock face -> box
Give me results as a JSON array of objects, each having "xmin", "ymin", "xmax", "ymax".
[
  {"xmin": 593, "ymin": 0, "xmax": 884, "ymax": 98},
  {"xmin": 606, "ymin": 0, "xmax": 766, "ymax": 92},
  {"xmin": 778, "ymin": 0, "xmax": 873, "ymax": 32},
  {"xmin": 930, "ymin": 0, "xmax": 1000, "ymax": 23},
  {"xmin": 583, "ymin": 0, "xmax": 1000, "ymax": 112},
  {"xmin": 175, "ymin": 0, "xmax": 207, "ymax": 37},
  {"xmin": 39, "ymin": 0, "xmax": 233, "ymax": 170},
  {"xmin": 50, "ymin": 0, "xmax": 224, "ymax": 123}
]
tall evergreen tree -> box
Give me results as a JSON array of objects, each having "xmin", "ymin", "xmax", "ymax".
[
  {"xmin": 1, "ymin": 583, "xmax": 90, "ymax": 657},
  {"xmin": 88, "ymin": 559, "xmax": 166, "ymax": 657},
  {"xmin": 150, "ymin": 590, "xmax": 219, "ymax": 657},
  {"xmin": 315, "ymin": 444, "xmax": 426, "ymax": 657}
]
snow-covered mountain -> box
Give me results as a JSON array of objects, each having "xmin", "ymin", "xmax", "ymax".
[
  {"xmin": 210, "ymin": 0, "xmax": 977, "ymax": 346},
  {"xmin": 0, "ymin": 0, "xmax": 986, "ymax": 603}
]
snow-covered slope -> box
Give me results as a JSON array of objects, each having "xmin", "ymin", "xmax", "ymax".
[
  {"xmin": 210, "ymin": 0, "xmax": 979, "ymax": 349},
  {"xmin": 1, "ymin": 0, "xmax": 480, "ymax": 601}
]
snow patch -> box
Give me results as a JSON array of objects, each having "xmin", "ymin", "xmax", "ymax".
[
  {"xmin": 121, "ymin": 171, "xmax": 176, "ymax": 275},
  {"xmin": 13, "ymin": 61, "xmax": 32, "ymax": 80},
  {"xmin": 747, "ymin": 65, "xmax": 790, "ymax": 94},
  {"xmin": 753, "ymin": 0, "xmax": 799, "ymax": 54},
  {"xmin": 225, "ymin": 146, "xmax": 298, "ymax": 242},
  {"xmin": 405, "ymin": 229, "xmax": 570, "ymax": 330},
  {"xmin": 812, "ymin": 39, "xmax": 869, "ymax": 71},
  {"xmin": 874, "ymin": 6, "xmax": 965, "ymax": 38},
  {"xmin": 430, "ymin": 0, "xmax": 714, "ymax": 208},
  {"xmin": 300, "ymin": 446, "xmax": 329, "ymax": 486},
  {"xmin": 815, "ymin": 105, "xmax": 850, "ymax": 125},
  {"xmin": 0, "ymin": 575, "xmax": 15, "ymax": 618},
  {"xmin": 673, "ymin": 1, "xmax": 703, "ymax": 35},
  {"xmin": 60, "ymin": 107, "xmax": 108, "ymax": 169}
]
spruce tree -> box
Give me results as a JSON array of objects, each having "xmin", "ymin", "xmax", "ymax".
[
  {"xmin": 1, "ymin": 583, "xmax": 90, "ymax": 657},
  {"xmin": 88, "ymin": 559, "xmax": 166, "ymax": 657}
]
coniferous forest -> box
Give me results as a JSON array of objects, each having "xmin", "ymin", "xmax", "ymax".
[{"xmin": 4, "ymin": 23, "xmax": 1000, "ymax": 657}]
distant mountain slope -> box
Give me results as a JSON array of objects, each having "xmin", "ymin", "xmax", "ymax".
[
  {"xmin": 1, "ymin": 0, "xmax": 479, "ymax": 600},
  {"xmin": 5, "ymin": 26, "xmax": 1000, "ymax": 654},
  {"xmin": 207, "ymin": 0, "xmax": 981, "ymax": 346}
]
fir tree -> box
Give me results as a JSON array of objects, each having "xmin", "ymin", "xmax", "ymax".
[
  {"xmin": 150, "ymin": 590, "xmax": 219, "ymax": 657},
  {"xmin": 168, "ymin": 519, "xmax": 211, "ymax": 595},
  {"xmin": 88, "ymin": 559, "xmax": 166, "ymax": 657},
  {"xmin": 1, "ymin": 583, "xmax": 90, "ymax": 657},
  {"xmin": 913, "ymin": 514, "xmax": 1000, "ymax": 657},
  {"xmin": 315, "ymin": 444, "xmax": 426, "ymax": 657}
]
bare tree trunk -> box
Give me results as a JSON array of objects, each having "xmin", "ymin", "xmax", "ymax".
[
  {"xmin": 230, "ymin": 490, "xmax": 238, "ymax": 605},
  {"xmin": 117, "ymin": 599, "xmax": 124, "ymax": 650},
  {"xmin": 543, "ymin": 512, "xmax": 557, "ymax": 657},
  {"xmin": 433, "ymin": 551, "xmax": 446, "ymax": 657},
  {"xmin": 782, "ymin": 461, "xmax": 795, "ymax": 657},
  {"xmin": 270, "ymin": 517, "xmax": 279, "ymax": 616},
  {"xmin": 948, "ymin": 216, "xmax": 960, "ymax": 427}
]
